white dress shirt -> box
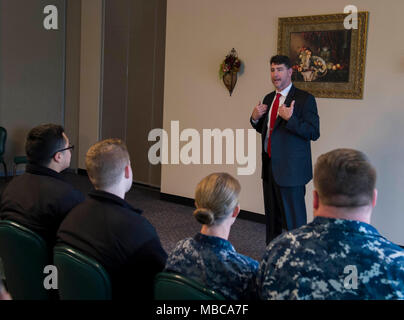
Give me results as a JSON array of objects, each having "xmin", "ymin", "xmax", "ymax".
[{"xmin": 253, "ymin": 83, "xmax": 292, "ymax": 153}]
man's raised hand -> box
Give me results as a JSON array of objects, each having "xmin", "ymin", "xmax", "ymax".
[
  {"xmin": 252, "ymin": 101, "xmax": 268, "ymax": 121},
  {"xmin": 278, "ymin": 100, "xmax": 295, "ymax": 121}
]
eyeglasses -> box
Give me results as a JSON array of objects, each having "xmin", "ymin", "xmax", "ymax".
[{"xmin": 53, "ymin": 144, "xmax": 74, "ymax": 157}]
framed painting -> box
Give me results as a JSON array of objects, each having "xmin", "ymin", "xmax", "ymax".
[{"xmin": 277, "ymin": 12, "xmax": 369, "ymax": 99}]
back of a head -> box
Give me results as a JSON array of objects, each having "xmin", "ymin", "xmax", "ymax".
[
  {"xmin": 270, "ymin": 55, "xmax": 292, "ymax": 69},
  {"xmin": 25, "ymin": 124, "xmax": 65, "ymax": 167},
  {"xmin": 85, "ymin": 138, "xmax": 130, "ymax": 190},
  {"xmin": 314, "ymin": 148, "xmax": 376, "ymax": 208},
  {"xmin": 193, "ymin": 172, "xmax": 241, "ymax": 226}
]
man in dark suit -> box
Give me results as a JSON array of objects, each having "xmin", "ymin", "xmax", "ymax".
[
  {"xmin": 0, "ymin": 124, "xmax": 84, "ymax": 247},
  {"xmin": 57, "ymin": 139, "xmax": 167, "ymax": 299},
  {"xmin": 250, "ymin": 55, "xmax": 320, "ymax": 244}
]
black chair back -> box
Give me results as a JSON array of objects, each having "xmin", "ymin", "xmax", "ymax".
[
  {"xmin": 0, "ymin": 220, "xmax": 53, "ymax": 300},
  {"xmin": 154, "ymin": 272, "xmax": 225, "ymax": 300},
  {"xmin": 54, "ymin": 245, "xmax": 112, "ymax": 300}
]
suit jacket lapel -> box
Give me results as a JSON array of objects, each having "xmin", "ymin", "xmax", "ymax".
[{"xmin": 284, "ymin": 84, "xmax": 295, "ymax": 107}]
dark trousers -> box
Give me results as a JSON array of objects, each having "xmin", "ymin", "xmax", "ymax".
[{"xmin": 263, "ymin": 158, "xmax": 307, "ymax": 245}]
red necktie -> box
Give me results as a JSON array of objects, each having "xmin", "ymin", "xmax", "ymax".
[{"xmin": 267, "ymin": 93, "xmax": 281, "ymax": 158}]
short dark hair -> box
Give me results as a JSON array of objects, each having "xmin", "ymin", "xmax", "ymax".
[
  {"xmin": 314, "ymin": 149, "xmax": 377, "ymax": 207},
  {"xmin": 270, "ymin": 55, "xmax": 292, "ymax": 69},
  {"xmin": 25, "ymin": 124, "xmax": 66, "ymax": 166}
]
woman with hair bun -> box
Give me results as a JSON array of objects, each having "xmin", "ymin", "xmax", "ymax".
[{"xmin": 164, "ymin": 173, "xmax": 258, "ymax": 300}]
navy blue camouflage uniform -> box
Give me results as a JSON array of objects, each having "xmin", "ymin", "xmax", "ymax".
[
  {"xmin": 165, "ymin": 233, "xmax": 258, "ymax": 300},
  {"xmin": 257, "ymin": 217, "xmax": 404, "ymax": 299}
]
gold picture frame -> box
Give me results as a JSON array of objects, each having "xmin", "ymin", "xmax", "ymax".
[{"xmin": 277, "ymin": 12, "xmax": 369, "ymax": 99}]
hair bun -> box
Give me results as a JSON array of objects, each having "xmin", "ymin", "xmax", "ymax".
[{"xmin": 193, "ymin": 208, "xmax": 215, "ymax": 225}]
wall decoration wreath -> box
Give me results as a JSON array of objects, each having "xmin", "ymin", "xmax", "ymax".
[{"xmin": 219, "ymin": 48, "xmax": 243, "ymax": 96}]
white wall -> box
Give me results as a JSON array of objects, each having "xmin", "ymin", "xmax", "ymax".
[{"xmin": 162, "ymin": 0, "xmax": 404, "ymax": 244}]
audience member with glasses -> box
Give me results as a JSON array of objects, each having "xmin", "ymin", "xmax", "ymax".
[{"xmin": 0, "ymin": 124, "xmax": 84, "ymax": 247}]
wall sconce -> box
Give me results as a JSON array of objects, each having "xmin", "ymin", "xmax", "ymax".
[{"xmin": 219, "ymin": 48, "xmax": 243, "ymax": 96}]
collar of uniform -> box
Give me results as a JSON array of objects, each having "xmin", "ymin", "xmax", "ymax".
[
  {"xmin": 276, "ymin": 82, "xmax": 293, "ymax": 98},
  {"xmin": 194, "ymin": 233, "xmax": 235, "ymax": 251},
  {"xmin": 26, "ymin": 163, "xmax": 67, "ymax": 182},
  {"xmin": 88, "ymin": 189, "xmax": 143, "ymax": 215},
  {"xmin": 312, "ymin": 216, "xmax": 380, "ymax": 236}
]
